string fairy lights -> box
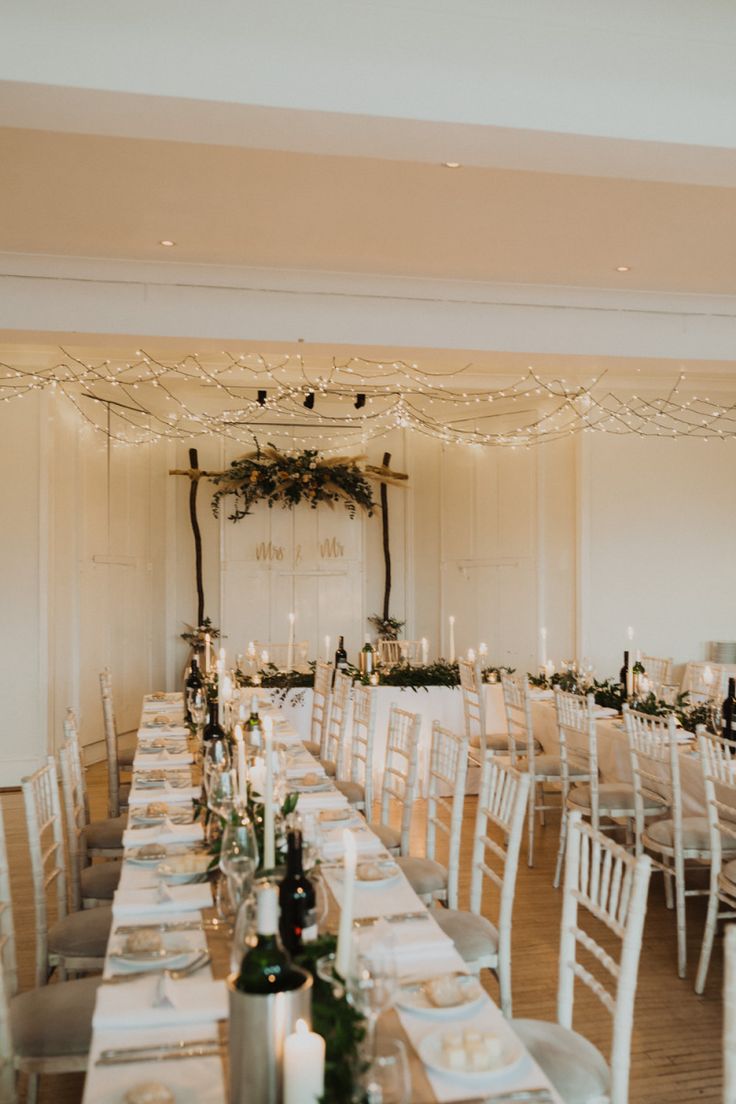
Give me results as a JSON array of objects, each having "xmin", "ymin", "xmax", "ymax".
[{"xmin": 1, "ymin": 347, "xmax": 735, "ymax": 451}]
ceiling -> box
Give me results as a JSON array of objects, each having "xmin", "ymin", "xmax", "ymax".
[{"xmin": 2, "ymin": 126, "xmax": 736, "ymax": 296}]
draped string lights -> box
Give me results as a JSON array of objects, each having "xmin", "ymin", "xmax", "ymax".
[{"xmin": 1, "ymin": 347, "xmax": 735, "ymax": 450}]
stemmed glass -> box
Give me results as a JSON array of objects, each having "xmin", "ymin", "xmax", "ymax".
[
  {"xmin": 346, "ymin": 930, "xmax": 398, "ymax": 1060},
  {"xmin": 365, "ymin": 1039, "xmax": 411, "ymax": 1104},
  {"xmin": 219, "ymin": 814, "xmax": 259, "ymax": 912},
  {"xmin": 207, "ymin": 766, "xmax": 237, "ymax": 821}
]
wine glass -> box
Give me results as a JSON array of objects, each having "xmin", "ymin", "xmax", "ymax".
[
  {"xmin": 346, "ymin": 930, "xmax": 397, "ymax": 1058},
  {"xmin": 188, "ymin": 687, "xmax": 207, "ymax": 730},
  {"xmin": 365, "ymin": 1039, "xmax": 411, "ymax": 1104},
  {"xmin": 207, "ymin": 767, "xmax": 237, "ymax": 820},
  {"xmin": 219, "ymin": 814, "xmax": 259, "ymax": 912}
]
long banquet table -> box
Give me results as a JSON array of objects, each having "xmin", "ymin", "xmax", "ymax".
[{"xmin": 82, "ymin": 690, "xmax": 562, "ymax": 1104}]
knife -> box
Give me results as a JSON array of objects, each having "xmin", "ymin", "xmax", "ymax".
[
  {"xmin": 354, "ymin": 911, "xmax": 430, "ymax": 926},
  {"xmin": 96, "ymin": 1043, "xmax": 223, "ymax": 1066}
]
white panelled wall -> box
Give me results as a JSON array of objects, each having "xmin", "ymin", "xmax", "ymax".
[{"xmin": 3, "ymin": 394, "xmax": 736, "ymax": 784}]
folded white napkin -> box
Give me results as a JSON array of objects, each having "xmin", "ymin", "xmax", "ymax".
[
  {"xmin": 93, "ymin": 976, "xmax": 227, "ymax": 1029},
  {"xmin": 122, "ymin": 820, "xmax": 205, "ymax": 848},
  {"xmin": 357, "ymin": 917, "xmax": 457, "ymax": 978},
  {"xmin": 137, "ymin": 725, "xmax": 189, "ymax": 738},
  {"xmin": 294, "ymin": 791, "xmax": 349, "ymax": 812},
  {"xmin": 320, "ymin": 826, "xmax": 383, "ymax": 859},
  {"xmin": 134, "ymin": 750, "xmax": 194, "ymax": 769},
  {"xmin": 128, "ymin": 783, "xmax": 199, "ymax": 806},
  {"xmin": 112, "ymin": 882, "xmax": 213, "ymax": 917}
]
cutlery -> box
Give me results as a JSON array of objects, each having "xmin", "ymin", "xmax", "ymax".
[
  {"xmin": 451, "ymin": 1092, "xmax": 553, "ymax": 1104},
  {"xmin": 102, "ymin": 950, "xmax": 210, "ymax": 984},
  {"xmin": 354, "ymin": 911, "xmax": 430, "ymax": 926},
  {"xmin": 96, "ymin": 1042, "xmax": 223, "ymax": 1066},
  {"xmin": 113, "ymin": 921, "xmax": 204, "ymax": 934}
]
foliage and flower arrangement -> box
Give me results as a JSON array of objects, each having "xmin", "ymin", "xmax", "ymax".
[
  {"xmin": 210, "ymin": 445, "xmax": 376, "ymax": 522},
  {"xmin": 180, "ymin": 617, "xmax": 222, "ymax": 647},
  {"xmin": 205, "ymin": 789, "xmax": 300, "ymax": 874},
  {"xmin": 367, "ymin": 614, "xmax": 405, "ymax": 640}
]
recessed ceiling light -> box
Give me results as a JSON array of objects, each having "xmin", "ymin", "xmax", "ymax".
[
  {"xmin": 442, "ymin": 161, "xmax": 462, "ymax": 169},
  {"xmin": 159, "ymin": 239, "xmax": 176, "ymax": 247},
  {"xmin": 615, "ymin": 265, "xmax": 631, "ymax": 272}
]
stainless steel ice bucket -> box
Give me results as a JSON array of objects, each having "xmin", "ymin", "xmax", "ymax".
[{"xmin": 227, "ymin": 966, "xmax": 313, "ymax": 1104}]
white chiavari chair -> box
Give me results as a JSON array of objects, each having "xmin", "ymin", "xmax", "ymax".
[
  {"xmin": 502, "ymin": 673, "xmax": 562, "ymax": 867},
  {"xmin": 640, "ymin": 654, "xmax": 673, "ymax": 695},
  {"xmin": 397, "ymin": 723, "xmax": 469, "ymax": 908},
  {"xmin": 303, "ymin": 660, "xmax": 332, "ymax": 759},
  {"xmin": 59, "ymin": 713, "xmax": 122, "ymax": 911},
  {"xmin": 253, "ymin": 641, "xmax": 310, "ymax": 671},
  {"xmin": 725, "ymin": 925, "xmax": 736, "ymax": 1104},
  {"xmin": 695, "ymin": 732, "xmax": 736, "ymax": 994},
  {"xmin": 458, "ymin": 658, "xmax": 518, "ymax": 765},
  {"xmin": 513, "ymin": 812, "xmax": 652, "ymax": 1104},
  {"xmin": 367, "ymin": 705, "xmax": 421, "ymax": 856},
  {"xmin": 685, "ymin": 661, "xmax": 725, "ymax": 703},
  {"xmin": 320, "ymin": 669, "xmax": 352, "ymax": 779},
  {"xmin": 22, "ymin": 759, "xmax": 112, "ymax": 987},
  {"xmin": 334, "ymin": 682, "xmax": 377, "ymax": 812},
  {"xmin": 0, "ymin": 805, "xmax": 102, "ymax": 1104},
  {"xmin": 552, "ymin": 690, "xmax": 666, "ymax": 889},
  {"xmin": 625, "ymin": 706, "xmax": 719, "ymax": 979},
  {"xmin": 377, "ymin": 639, "xmax": 424, "ymax": 667},
  {"xmin": 99, "ymin": 668, "xmax": 133, "ymax": 818},
  {"xmin": 432, "ymin": 759, "xmax": 530, "ymax": 1016}
]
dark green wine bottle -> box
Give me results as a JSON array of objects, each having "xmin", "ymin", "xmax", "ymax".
[
  {"xmin": 235, "ymin": 883, "xmax": 304, "ymax": 994},
  {"xmin": 245, "ymin": 694, "xmax": 262, "ymax": 748}
]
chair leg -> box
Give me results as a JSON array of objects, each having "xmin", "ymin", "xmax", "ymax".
[
  {"xmin": 674, "ymin": 861, "xmax": 687, "ymax": 979},
  {"xmin": 538, "ymin": 782, "xmax": 546, "ymax": 827},
  {"xmin": 553, "ymin": 806, "xmax": 567, "ymax": 889},
  {"xmin": 695, "ymin": 886, "xmax": 720, "ymax": 994},
  {"xmin": 527, "ymin": 778, "xmax": 536, "ymax": 868},
  {"xmin": 25, "ymin": 1072, "xmax": 39, "ymax": 1104},
  {"xmin": 663, "ymin": 861, "xmax": 674, "ymax": 910}
]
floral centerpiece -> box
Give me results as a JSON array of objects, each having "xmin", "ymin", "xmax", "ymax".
[{"xmin": 210, "ymin": 445, "xmax": 376, "ymax": 522}]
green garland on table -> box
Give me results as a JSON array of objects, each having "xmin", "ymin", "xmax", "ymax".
[
  {"xmin": 353, "ymin": 660, "xmax": 514, "ymax": 690},
  {"xmin": 210, "ymin": 446, "xmax": 376, "ymax": 522},
  {"xmin": 205, "ymin": 790, "xmax": 300, "ymax": 874}
]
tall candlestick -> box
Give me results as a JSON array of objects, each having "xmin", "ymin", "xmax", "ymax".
[
  {"xmin": 479, "ymin": 642, "xmax": 488, "ymax": 660},
  {"xmin": 284, "ymin": 1019, "xmax": 325, "ymax": 1104},
  {"xmin": 421, "ymin": 637, "xmax": 429, "ymax": 665},
  {"xmin": 204, "ymin": 633, "xmax": 211, "ymax": 673},
  {"xmin": 263, "ymin": 716, "xmax": 275, "ymax": 870},
  {"xmin": 247, "ymin": 640, "xmax": 256, "ymax": 658},
  {"xmin": 287, "ymin": 612, "xmax": 296, "ymax": 670},
  {"xmin": 325, "ymin": 634, "xmax": 331, "ymax": 661},
  {"xmin": 545, "ymin": 659, "xmax": 555, "ymax": 679},
  {"xmin": 336, "ymin": 829, "xmax": 357, "ymax": 978},
  {"xmin": 540, "ymin": 626, "xmax": 548, "ymax": 667},
  {"xmin": 234, "ymin": 725, "xmax": 247, "ymax": 805},
  {"xmin": 219, "ymin": 646, "xmax": 226, "ymax": 665},
  {"xmin": 467, "ymin": 647, "xmax": 476, "ymax": 663},
  {"xmin": 261, "ymin": 649, "xmax": 269, "ymax": 665},
  {"xmin": 449, "ymin": 616, "xmax": 456, "ymax": 664}
]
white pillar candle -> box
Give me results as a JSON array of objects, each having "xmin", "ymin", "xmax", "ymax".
[
  {"xmin": 449, "ymin": 616, "xmax": 456, "ymax": 664},
  {"xmin": 479, "ymin": 642, "xmax": 488, "ymax": 660},
  {"xmin": 234, "ymin": 724, "xmax": 247, "ymax": 805},
  {"xmin": 221, "ymin": 674, "xmax": 233, "ymax": 702},
  {"xmin": 467, "ymin": 647, "xmax": 476, "ymax": 663},
  {"xmin": 421, "ymin": 637, "xmax": 429, "ymax": 665},
  {"xmin": 704, "ymin": 664, "xmax": 715, "ymax": 686},
  {"xmin": 545, "ymin": 659, "xmax": 555, "ymax": 679},
  {"xmin": 540, "ymin": 626, "xmax": 548, "ymax": 667},
  {"xmin": 335, "ymin": 828, "xmax": 357, "ymax": 978},
  {"xmin": 216, "ymin": 658, "xmax": 225, "ymax": 724},
  {"xmin": 283, "ymin": 1019, "xmax": 325, "ymax": 1104},
  {"xmin": 204, "ymin": 633, "xmax": 211, "ymax": 673},
  {"xmin": 288, "ymin": 612, "xmax": 296, "ymax": 669},
  {"xmin": 325, "ymin": 634, "xmax": 331, "ymax": 661},
  {"xmin": 261, "ymin": 649, "xmax": 270, "ymax": 665},
  {"xmin": 247, "ymin": 640, "xmax": 256, "ymax": 658},
  {"xmin": 263, "ymin": 716, "xmax": 275, "ymax": 870},
  {"xmin": 219, "ymin": 646, "xmax": 226, "ymax": 666}
]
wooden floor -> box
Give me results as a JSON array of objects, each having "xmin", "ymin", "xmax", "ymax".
[{"xmin": 2, "ymin": 767, "xmax": 725, "ymax": 1103}]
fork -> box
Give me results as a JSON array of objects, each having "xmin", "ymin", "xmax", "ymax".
[{"xmin": 102, "ymin": 949, "xmax": 211, "ymax": 985}]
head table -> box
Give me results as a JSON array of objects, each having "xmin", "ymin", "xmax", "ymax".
[{"xmin": 81, "ymin": 690, "xmax": 561, "ymax": 1104}]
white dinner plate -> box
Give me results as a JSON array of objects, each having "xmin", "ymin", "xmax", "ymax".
[
  {"xmin": 292, "ymin": 779, "xmax": 332, "ymax": 793},
  {"xmin": 125, "ymin": 846, "xmax": 169, "ymax": 865},
  {"xmin": 108, "ymin": 945, "xmax": 196, "ymax": 971},
  {"xmin": 418, "ymin": 1028, "xmax": 524, "ymax": 1084},
  {"xmin": 318, "ymin": 808, "xmax": 353, "ymax": 823},
  {"xmin": 158, "ymin": 854, "xmax": 211, "ymax": 883},
  {"xmin": 355, "ymin": 860, "xmax": 401, "ymax": 888},
  {"xmin": 132, "ymin": 807, "xmax": 192, "ymax": 826},
  {"xmin": 395, "ymin": 974, "xmax": 485, "ymax": 1018}
]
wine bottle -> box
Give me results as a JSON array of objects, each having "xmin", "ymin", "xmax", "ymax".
[
  {"xmin": 620, "ymin": 650, "xmax": 630, "ymax": 702},
  {"xmin": 334, "ymin": 635, "xmax": 348, "ymax": 685},
  {"xmin": 723, "ymin": 677, "xmax": 736, "ymax": 743},
  {"xmin": 279, "ymin": 827, "xmax": 317, "ymax": 955},
  {"xmin": 246, "ymin": 694, "xmax": 262, "ymax": 749},
  {"xmin": 360, "ymin": 635, "xmax": 374, "ymax": 677},
  {"xmin": 203, "ymin": 698, "xmax": 231, "ymax": 768},
  {"xmin": 184, "ymin": 655, "xmax": 204, "ymax": 722},
  {"xmin": 235, "ymin": 883, "xmax": 305, "ymax": 994}
]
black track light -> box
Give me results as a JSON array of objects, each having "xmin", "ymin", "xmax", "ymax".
[
  {"xmin": 303, "ymin": 392, "xmax": 315, "ymax": 410},
  {"xmin": 354, "ymin": 393, "xmax": 366, "ymax": 410},
  {"xmin": 257, "ymin": 389, "xmax": 267, "ymax": 407}
]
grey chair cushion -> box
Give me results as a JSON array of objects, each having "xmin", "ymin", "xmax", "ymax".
[
  {"xmin": 534, "ymin": 754, "xmax": 588, "ymax": 777},
  {"xmin": 118, "ymin": 782, "xmax": 131, "ymax": 807},
  {"xmin": 512, "ymin": 1019, "xmax": 610, "ymax": 1104},
  {"xmin": 646, "ymin": 815, "xmax": 736, "ymax": 853},
  {"xmin": 335, "ymin": 780, "xmax": 365, "ymax": 806},
  {"xmin": 49, "ymin": 904, "xmax": 113, "ymax": 958},
  {"xmin": 83, "ymin": 814, "xmax": 126, "ymax": 851},
  {"xmin": 303, "ymin": 740, "xmax": 321, "ymax": 757},
  {"xmin": 320, "ymin": 760, "xmax": 337, "ymax": 778},
  {"xmin": 568, "ymin": 782, "xmax": 666, "ymax": 816},
  {"xmin": 11, "ymin": 976, "xmax": 102, "ymax": 1057},
  {"xmin": 81, "ymin": 860, "xmax": 122, "ymax": 900},
  {"xmin": 470, "ymin": 734, "xmax": 541, "ymax": 753},
  {"xmin": 117, "ymin": 733, "xmax": 137, "ymax": 767},
  {"xmin": 396, "ymin": 856, "xmax": 447, "ymax": 897},
  {"xmin": 368, "ymin": 822, "xmax": 401, "ymax": 852},
  {"xmin": 432, "ymin": 909, "xmax": 499, "ymax": 963},
  {"xmin": 719, "ymin": 858, "xmax": 736, "ymax": 888}
]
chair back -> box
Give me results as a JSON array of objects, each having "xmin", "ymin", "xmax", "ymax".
[
  {"xmin": 59, "ymin": 710, "xmax": 90, "ymax": 912},
  {"xmin": 424, "ymin": 723, "xmax": 469, "ymax": 909},
  {"xmin": 725, "ymin": 925, "xmax": 736, "ymax": 1104},
  {"xmin": 310, "ymin": 661, "xmax": 332, "ymax": 748},
  {"xmin": 254, "ymin": 641, "xmax": 310, "ymax": 671},
  {"xmin": 698, "ymin": 730, "xmax": 736, "ymax": 871},
  {"xmin": 322, "ymin": 670, "xmax": 352, "ymax": 773},
  {"xmin": 623, "ymin": 706, "xmax": 680, "ymax": 858},
  {"xmin": 458, "ymin": 658, "xmax": 486, "ymax": 751},
  {"xmin": 554, "ymin": 689, "xmax": 598, "ymax": 821},
  {"xmin": 501, "ymin": 673, "xmax": 535, "ymax": 767},
  {"xmin": 686, "ymin": 661, "xmax": 725, "ymax": 702},
  {"xmin": 350, "ymin": 683, "xmax": 377, "ymax": 813},
  {"xmin": 378, "ymin": 706, "xmax": 421, "ymax": 856},
  {"xmin": 378, "ymin": 640, "xmax": 424, "ymax": 667},
  {"xmin": 100, "ymin": 668, "xmax": 126, "ymax": 818},
  {"xmin": 21, "ymin": 758, "xmax": 68, "ymax": 987},
  {"xmin": 559, "ymin": 812, "xmax": 651, "ymax": 1104},
  {"xmin": 0, "ymin": 807, "xmax": 17, "ymax": 1103},
  {"xmin": 640, "ymin": 655, "xmax": 672, "ymax": 695},
  {"xmin": 468, "ymin": 758, "xmax": 530, "ymax": 1015}
]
